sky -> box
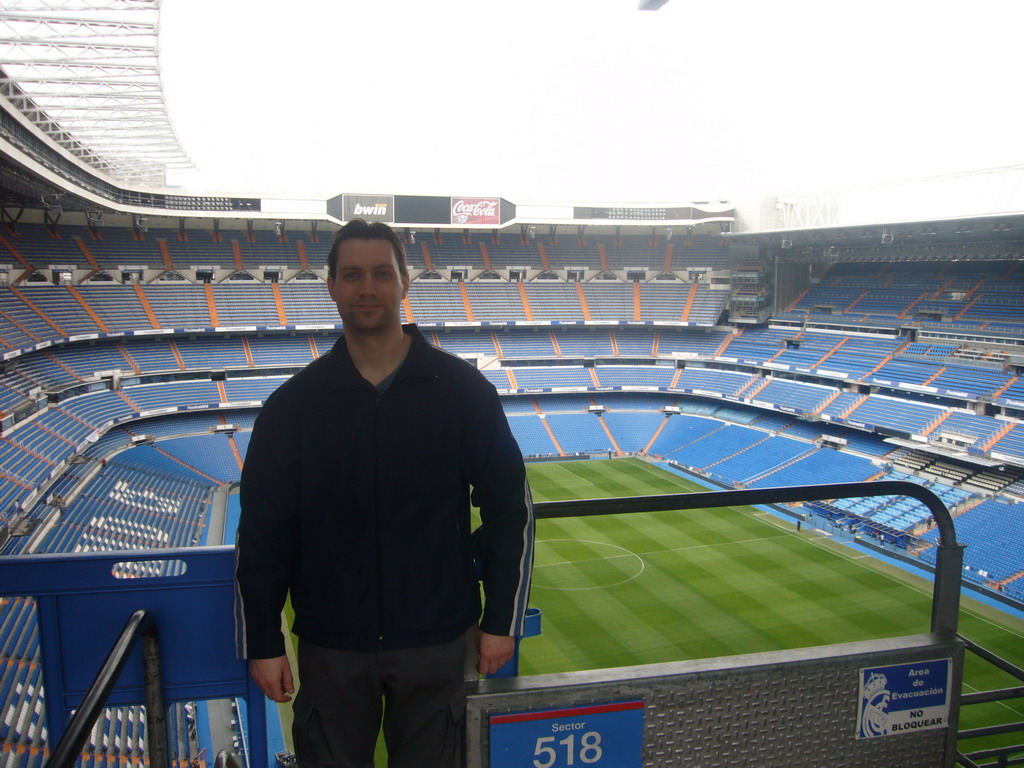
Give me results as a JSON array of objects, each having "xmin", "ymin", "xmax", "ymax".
[{"xmin": 158, "ymin": 0, "xmax": 1024, "ymax": 205}]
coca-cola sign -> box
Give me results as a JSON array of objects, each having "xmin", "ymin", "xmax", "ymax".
[{"xmin": 451, "ymin": 197, "xmax": 500, "ymax": 225}]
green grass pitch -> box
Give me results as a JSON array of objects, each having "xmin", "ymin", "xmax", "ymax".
[{"xmin": 522, "ymin": 458, "xmax": 1024, "ymax": 754}]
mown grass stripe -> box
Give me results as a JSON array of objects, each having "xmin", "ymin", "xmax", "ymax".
[{"xmin": 522, "ymin": 458, "xmax": 1024, "ymax": 752}]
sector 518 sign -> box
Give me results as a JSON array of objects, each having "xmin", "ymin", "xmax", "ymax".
[{"xmin": 490, "ymin": 700, "xmax": 643, "ymax": 768}]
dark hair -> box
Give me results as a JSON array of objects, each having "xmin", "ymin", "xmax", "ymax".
[{"xmin": 327, "ymin": 219, "xmax": 408, "ymax": 279}]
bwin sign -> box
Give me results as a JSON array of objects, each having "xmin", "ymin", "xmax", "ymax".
[
  {"xmin": 333, "ymin": 194, "xmax": 396, "ymax": 223},
  {"xmin": 353, "ymin": 202, "xmax": 389, "ymax": 217}
]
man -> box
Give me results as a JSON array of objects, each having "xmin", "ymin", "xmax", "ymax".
[{"xmin": 235, "ymin": 219, "xmax": 534, "ymax": 768}]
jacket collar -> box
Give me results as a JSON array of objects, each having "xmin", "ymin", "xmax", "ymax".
[{"xmin": 318, "ymin": 323, "xmax": 437, "ymax": 391}]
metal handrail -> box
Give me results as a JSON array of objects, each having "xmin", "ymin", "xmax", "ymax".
[
  {"xmin": 534, "ymin": 480, "xmax": 965, "ymax": 636},
  {"xmin": 31, "ymin": 480, "xmax": 965, "ymax": 768},
  {"xmin": 215, "ymin": 749, "xmax": 244, "ymax": 768},
  {"xmin": 956, "ymin": 634, "xmax": 1024, "ymax": 767},
  {"xmin": 44, "ymin": 609, "xmax": 166, "ymax": 768}
]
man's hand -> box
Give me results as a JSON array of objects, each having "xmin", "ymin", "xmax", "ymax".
[
  {"xmin": 249, "ymin": 655, "xmax": 295, "ymax": 702},
  {"xmin": 477, "ymin": 631, "xmax": 515, "ymax": 676}
]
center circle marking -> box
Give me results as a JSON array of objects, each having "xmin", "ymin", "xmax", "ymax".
[{"xmin": 532, "ymin": 538, "xmax": 645, "ymax": 591}]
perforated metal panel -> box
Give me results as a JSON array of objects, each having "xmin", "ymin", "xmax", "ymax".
[{"xmin": 468, "ymin": 634, "xmax": 962, "ymax": 768}]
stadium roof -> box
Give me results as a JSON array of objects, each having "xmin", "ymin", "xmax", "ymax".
[
  {"xmin": 0, "ymin": 0, "xmax": 191, "ymax": 187},
  {"xmin": 0, "ymin": 0, "xmax": 1018, "ymax": 239}
]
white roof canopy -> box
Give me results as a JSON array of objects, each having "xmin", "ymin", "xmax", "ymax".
[{"xmin": 0, "ymin": 0, "xmax": 192, "ymax": 186}]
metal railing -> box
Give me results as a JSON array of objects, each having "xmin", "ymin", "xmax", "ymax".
[
  {"xmin": 45, "ymin": 609, "xmax": 167, "ymax": 768},
  {"xmin": 532, "ymin": 479, "xmax": 1024, "ymax": 767},
  {"xmin": 15, "ymin": 478, "xmax": 1021, "ymax": 767},
  {"xmin": 535, "ymin": 479, "xmax": 965, "ymax": 636},
  {"xmin": 955, "ymin": 635, "xmax": 1024, "ymax": 768}
]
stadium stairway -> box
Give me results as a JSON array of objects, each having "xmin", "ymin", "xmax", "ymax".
[
  {"xmin": 742, "ymin": 445, "xmax": 822, "ymax": 486},
  {"xmin": 701, "ymin": 434, "xmax": 772, "ymax": 472}
]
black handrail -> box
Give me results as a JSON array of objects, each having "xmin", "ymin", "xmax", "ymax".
[
  {"xmin": 956, "ymin": 748, "xmax": 1024, "ymax": 768},
  {"xmin": 956, "ymin": 634, "xmax": 1024, "ymax": 767},
  {"xmin": 534, "ymin": 480, "xmax": 965, "ymax": 636},
  {"xmin": 215, "ymin": 749, "xmax": 244, "ymax": 768},
  {"xmin": 45, "ymin": 609, "xmax": 166, "ymax": 768}
]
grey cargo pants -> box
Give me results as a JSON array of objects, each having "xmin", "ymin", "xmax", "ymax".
[{"xmin": 291, "ymin": 631, "xmax": 473, "ymax": 768}]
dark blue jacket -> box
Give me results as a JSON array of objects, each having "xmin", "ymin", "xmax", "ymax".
[{"xmin": 235, "ymin": 324, "xmax": 534, "ymax": 657}]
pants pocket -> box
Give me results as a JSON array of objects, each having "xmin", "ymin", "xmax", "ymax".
[
  {"xmin": 444, "ymin": 692, "xmax": 467, "ymax": 768},
  {"xmin": 292, "ymin": 695, "xmax": 326, "ymax": 767}
]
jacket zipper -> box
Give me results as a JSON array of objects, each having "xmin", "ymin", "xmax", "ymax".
[{"xmin": 373, "ymin": 388, "xmax": 384, "ymax": 647}]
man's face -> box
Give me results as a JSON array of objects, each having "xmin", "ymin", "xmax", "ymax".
[{"xmin": 327, "ymin": 238, "xmax": 409, "ymax": 334}]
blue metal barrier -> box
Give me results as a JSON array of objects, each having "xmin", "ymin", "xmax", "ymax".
[{"xmin": 0, "ymin": 546, "xmax": 268, "ymax": 768}]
